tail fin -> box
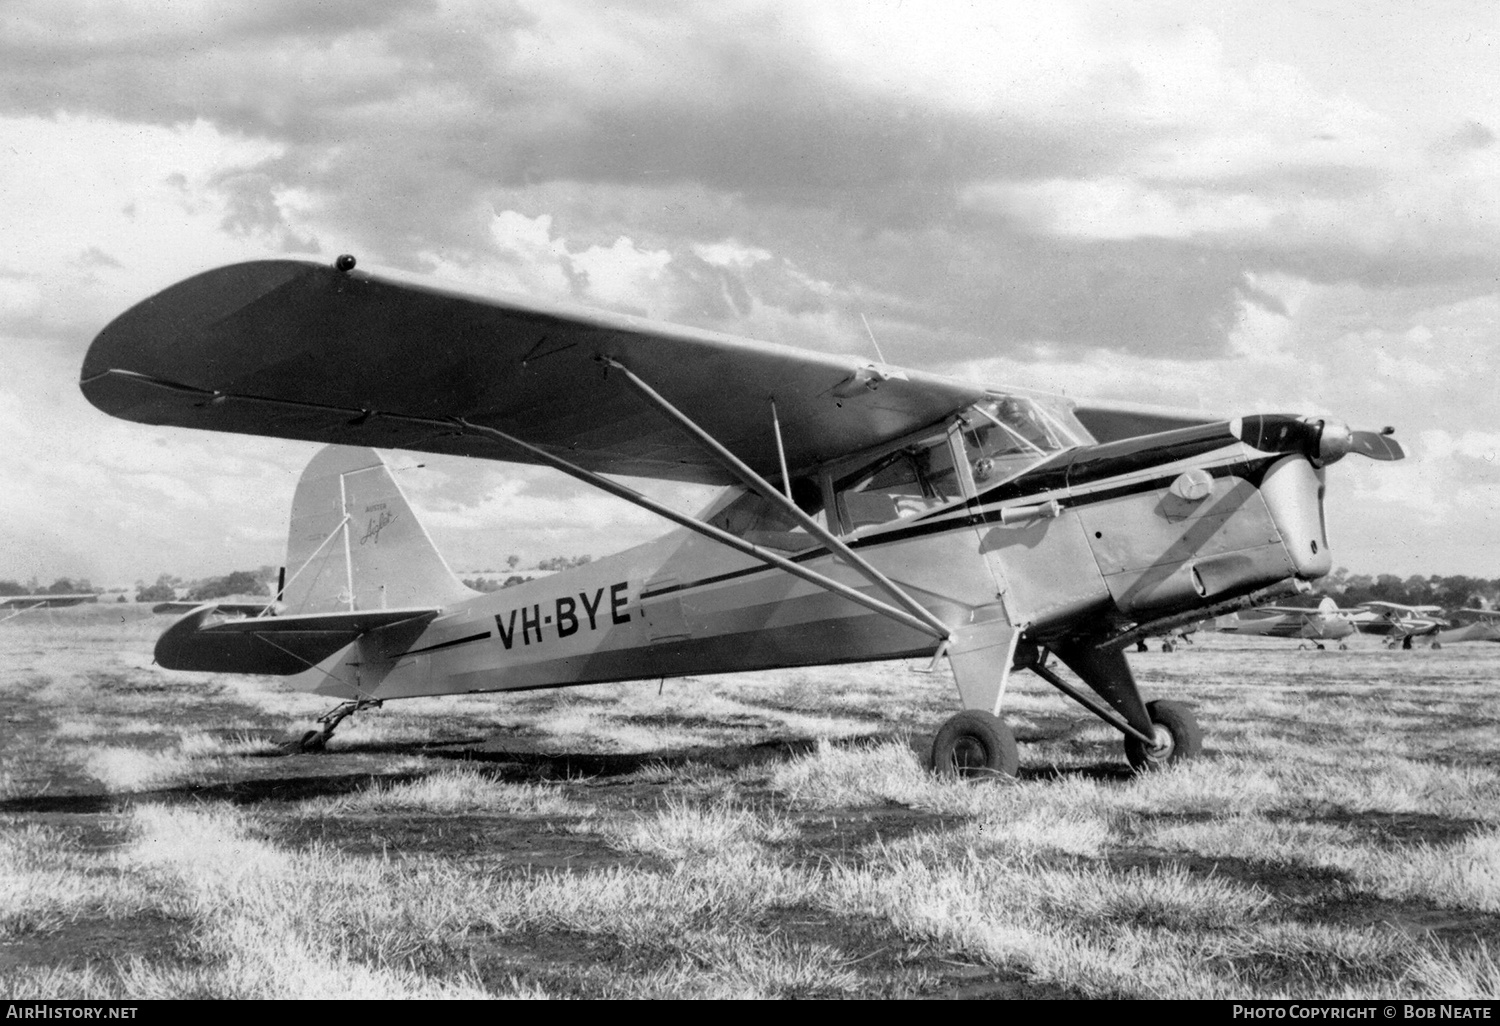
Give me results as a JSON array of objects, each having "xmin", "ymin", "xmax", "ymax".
[
  {"xmin": 1317, "ymin": 596, "xmax": 1338, "ymax": 614},
  {"xmin": 281, "ymin": 446, "xmax": 475, "ymax": 614}
]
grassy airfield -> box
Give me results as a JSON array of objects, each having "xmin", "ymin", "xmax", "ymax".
[{"xmin": 1, "ymin": 604, "xmax": 1497, "ymax": 999}]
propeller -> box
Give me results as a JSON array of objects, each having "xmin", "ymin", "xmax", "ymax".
[
  {"xmin": 1346, "ymin": 427, "xmax": 1404, "ymax": 462},
  {"xmin": 1314, "ymin": 421, "xmax": 1404, "ymax": 465},
  {"xmin": 1231, "ymin": 415, "xmax": 1405, "ymax": 465}
]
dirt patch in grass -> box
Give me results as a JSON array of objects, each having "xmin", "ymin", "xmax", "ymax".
[
  {"xmin": 4, "ymin": 617, "xmax": 1500, "ymax": 998},
  {"xmin": 275, "ymin": 810, "xmax": 623, "ymax": 871},
  {"xmin": 0, "ymin": 910, "xmax": 190, "ymax": 976}
]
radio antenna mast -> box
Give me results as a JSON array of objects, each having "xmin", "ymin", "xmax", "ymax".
[{"xmin": 859, "ymin": 313, "xmax": 888, "ymax": 364}]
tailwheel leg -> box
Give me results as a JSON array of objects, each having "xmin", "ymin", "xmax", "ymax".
[
  {"xmin": 1123, "ymin": 700, "xmax": 1203, "ymax": 772},
  {"xmin": 931, "ymin": 710, "xmax": 1018, "ymax": 780},
  {"xmin": 296, "ymin": 698, "xmax": 383, "ymax": 753}
]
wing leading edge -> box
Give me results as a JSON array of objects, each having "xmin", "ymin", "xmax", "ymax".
[{"xmin": 81, "ymin": 259, "xmax": 988, "ymax": 483}]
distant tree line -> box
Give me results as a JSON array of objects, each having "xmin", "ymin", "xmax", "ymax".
[
  {"xmin": 463, "ymin": 554, "xmax": 593, "ymax": 593},
  {"xmin": 134, "ymin": 567, "xmax": 277, "ymax": 603},
  {"xmin": 1270, "ymin": 570, "xmax": 1499, "ymax": 611},
  {"xmin": 0, "ymin": 577, "xmax": 95, "ymax": 596},
  {"xmin": 37, "ymin": 561, "xmax": 1492, "ymax": 612}
]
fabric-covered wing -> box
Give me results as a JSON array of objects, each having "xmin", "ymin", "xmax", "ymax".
[
  {"xmin": 81, "ymin": 259, "xmax": 987, "ymax": 484},
  {"xmin": 1071, "ymin": 401, "xmax": 1220, "ymax": 444},
  {"xmin": 0, "ymin": 594, "xmax": 98, "ymax": 608}
]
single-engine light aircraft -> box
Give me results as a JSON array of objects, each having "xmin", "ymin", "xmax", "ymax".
[
  {"xmin": 1, "ymin": 593, "xmax": 99, "ymax": 623},
  {"xmin": 80, "ymin": 257, "xmax": 1406, "ymax": 777},
  {"xmin": 1354, "ymin": 601, "xmax": 1449, "ymax": 649},
  {"xmin": 1, "ymin": 594, "xmax": 98, "ymax": 609},
  {"xmin": 1435, "ymin": 609, "xmax": 1500, "ymax": 646},
  {"xmin": 1212, "ymin": 596, "xmax": 1358, "ymax": 649}
]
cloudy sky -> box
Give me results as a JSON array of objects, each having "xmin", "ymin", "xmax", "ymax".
[{"xmin": 2, "ymin": 0, "xmax": 1496, "ymax": 588}]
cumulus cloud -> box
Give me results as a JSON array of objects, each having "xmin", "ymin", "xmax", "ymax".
[
  {"xmin": 3, "ymin": 0, "xmax": 1497, "ymax": 580},
  {"xmin": 4, "ymin": 0, "xmax": 1492, "ymax": 359}
]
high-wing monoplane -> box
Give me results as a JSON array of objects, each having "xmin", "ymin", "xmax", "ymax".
[
  {"xmin": 79, "ymin": 257, "xmax": 1406, "ymax": 777},
  {"xmin": 0, "ymin": 594, "xmax": 98, "ymax": 609},
  {"xmin": 1354, "ymin": 601, "xmax": 1449, "ymax": 648},
  {"xmin": 1212, "ymin": 596, "xmax": 1358, "ymax": 649},
  {"xmin": 1428, "ymin": 608, "xmax": 1500, "ymax": 646},
  {"xmin": 1, "ymin": 593, "xmax": 100, "ymax": 624}
]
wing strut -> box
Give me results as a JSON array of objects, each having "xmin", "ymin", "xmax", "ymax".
[
  {"xmin": 88, "ymin": 369, "xmax": 948, "ymax": 642},
  {"xmin": 1, "ymin": 601, "xmax": 49, "ymax": 624},
  {"xmin": 601, "ymin": 358, "xmax": 954, "ymax": 641},
  {"xmin": 448, "ymin": 417, "xmax": 948, "ymax": 641}
]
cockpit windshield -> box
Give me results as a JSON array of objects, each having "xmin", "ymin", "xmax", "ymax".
[{"xmin": 961, "ymin": 394, "xmax": 1081, "ymax": 487}]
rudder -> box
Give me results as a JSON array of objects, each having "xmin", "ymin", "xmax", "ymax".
[{"xmin": 281, "ymin": 446, "xmax": 475, "ymax": 614}]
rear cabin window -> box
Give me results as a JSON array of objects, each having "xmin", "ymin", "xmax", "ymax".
[
  {"xmin": 704, "ymin": 481, "xmax": 826, "ymax": 554},
  {"xmin": 834, "ymin": 434, "xmax": 961, "ymax": 532}
]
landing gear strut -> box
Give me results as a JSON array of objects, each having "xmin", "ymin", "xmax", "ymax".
[
  {"xmin": 294, "ymin": 698, "xmax": 382, "ymax": 753},
  {"xmin": 931, "ymin": 633, "xmax": 1206, "ymax": 781}
]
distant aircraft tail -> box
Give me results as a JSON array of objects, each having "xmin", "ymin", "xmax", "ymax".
[
  {"xmin": 281, "ymin": 446, "xmax": 475, "ymax": 614},
  {"xmin": 1317, "ymin": 596, "xmax": 1338, "ymax": 614}
]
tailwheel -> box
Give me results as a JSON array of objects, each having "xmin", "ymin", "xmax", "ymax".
[
  {"xmin": 931, "ymin": 710, "xmax": 1018, "ymax": 780},
  {"xmin": 289, "ymin": 698, "xmax": 382, "ymax": 754},
  {"xmin": 1124, "ymin": 699, "xmax": 1202, "ymax": 772}
]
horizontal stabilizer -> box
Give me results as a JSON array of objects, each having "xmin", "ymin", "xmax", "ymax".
[{"xmin": 155, "ymin": 605, "xmax": 439, "ymax": 675}]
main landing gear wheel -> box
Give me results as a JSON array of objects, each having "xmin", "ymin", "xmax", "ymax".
[
  {"xmin": 1124, "ymin": 700, "xmax": 1202, "ymax": 773},
  {"xmin": 931, "ymin": 710, "xmax": 1019, "ymax": 780}
]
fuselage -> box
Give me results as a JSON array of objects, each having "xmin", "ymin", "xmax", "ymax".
[{"xmin": 300, "ymin": 414, "xmax": 1337, "ymax": 699}]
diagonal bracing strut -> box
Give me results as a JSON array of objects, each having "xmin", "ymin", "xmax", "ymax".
[
  {"xmin": 89, "ymin": 369, "xmax": 950, "ymax": 642},
  {"xmin": 449, "ymin": 417, "xmax": 948, "ymax": 640},
  {"xmin": 600, "ymin": 357, "xmax": 953, "ymax": 640}
]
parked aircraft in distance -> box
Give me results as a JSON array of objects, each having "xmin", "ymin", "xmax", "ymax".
[
  {"xmin": 1354, "ymin": 601, "xmax": 1449, "ymax": 649},
  {"xmin": 1212, "ymin": 596, "xmax": 1357, "ymax": 649},
  {"xmin": 0, "ymin": 593, "xmax": 99, "ymax": 624},
  {"xmin": 1430, "ymin": 608, "xmax": 1500, "ymax": 647},
  {"xmin": 0, "ymin": 594, "xmax": 98, "ymax": 609},
  {"xmin": 80, "ymin": 257, "xmax": 1405, "ymax": 778}
]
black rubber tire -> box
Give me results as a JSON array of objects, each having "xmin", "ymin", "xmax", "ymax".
[
  {"xmin": 1161, "ymin": 640, "xmax": 1175, "ymax": 653},
  {"xmin": 299, "ymin": 729, "xmax": 327, "ymax": 754},
  {"xmin": 1124, "ymin": 699, "xmax": 1202, "ymax": 772},
  {"xmin": 931, "ymin": 710, "xmax": 1019, "ymax": 780}
]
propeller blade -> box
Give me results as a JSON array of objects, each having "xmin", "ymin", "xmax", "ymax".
[{"xmin": 1348, "ymin": 430, "xmax": 1404, "ymax": 461}]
